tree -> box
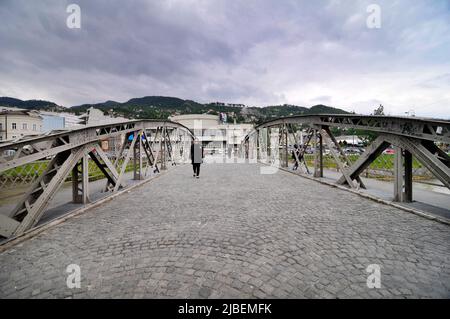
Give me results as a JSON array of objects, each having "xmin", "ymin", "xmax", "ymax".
[{"xmin": 372, "ymin": 104, "xmax": 385, "ymax": 116}]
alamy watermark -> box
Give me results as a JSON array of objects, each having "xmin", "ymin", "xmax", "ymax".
[
  {"xmin": 66, "ymin": 4, "xmax": 81, "ymax": 29},
  {"xmin": 366, "ymin": 4, "xmax": 381, "ymax": 29},
  {"xmin": 192, "ymin": 120, "xmax": 279, "ymax": 175},
  {"xmin": 366, "ymin": 264, "xmax": 381, "ymax": 289},
  {"xmin": 66, "ymin": 264, "xmax": 81, "ymax": 289}
]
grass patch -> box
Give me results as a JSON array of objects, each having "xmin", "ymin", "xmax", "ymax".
[{"xmin": 2, "ymin": 159, "xmax": 136, "ymax": 183}]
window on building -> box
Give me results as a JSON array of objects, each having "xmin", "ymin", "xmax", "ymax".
[
  {"xmin": 12, "ymin": 123, "xmax": 17, "ymax": 130},
  {"xmin": 33, "ymin": 124, "xmax": 37, "ymax": 131},
  {"xmin": 0, "ymin": 123, "xmax": 2, "ymax": 131},
  {"xmin": 22, "ymin": 123, "xmax": 27, "ymax": 130}
]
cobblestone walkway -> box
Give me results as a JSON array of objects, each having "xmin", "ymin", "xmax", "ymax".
[{"xmin": 1, "ymin": 163, "xmax": 449, "ymax": 298}]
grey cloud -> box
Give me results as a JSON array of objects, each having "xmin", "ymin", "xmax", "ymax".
[
  {"xmin": 311, "ymin": 96, "xmax": 332, "ymax": 104},
  {"xmin": 0, "ymin": 0, "xmax": 449, "ymax": 117}
]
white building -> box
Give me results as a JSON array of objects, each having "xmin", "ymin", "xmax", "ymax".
[
  {"xmin": 0, "ymin": 108, "xmax": 43, "ymax": 142},
  {"xmin": 335, "ymin": 135, "xmax": 364, "ymax": 146},
  {"xmin": 79, "ymin": 107, "xmax": 127, "ymax": 126},
  {"xmin": 40, "ymin": 111, "xmax": 84, "ymax": 132},
  {"xmin": 61, "ymin": 112, "xmax": 84, "ymax": 128},
  {"xmin": 169, "ymin": 114, "xmax": 254, "ymax": 154}
]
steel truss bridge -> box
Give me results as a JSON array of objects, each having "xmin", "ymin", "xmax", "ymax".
[
  {"xmin": 1, "ymin": 114, "xmax": 449, "ymax": 241},
  {"xmin": 243, "ymin": 114, "xmax": 450, "ymax": 202},
  {"xmin": 0, "ymin": 120, "xmax": 194, "ymax": 238}
]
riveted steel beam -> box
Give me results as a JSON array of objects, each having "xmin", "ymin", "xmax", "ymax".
[
  {"xmin": 141, "ymin": 130, "xmax": 159, "ymax": 176},
  {"xmin": 313, "ymin": 130, "xmax": 323, "ymax": 178},
  {"xmin": 0, "ymin": 120, "xmax": 194, "ymax": 173},
  {"xmin": 246, "ymin": 115, "xmax": 450, "ymax": 144},
  {"xmin": 114, "ymin": 132, "xmax": 138, "ymax": 192}
]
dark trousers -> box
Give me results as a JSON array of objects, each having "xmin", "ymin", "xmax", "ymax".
[{"xmin": 192, "ymin": 163, "xmax": 201, "ymax": 176}]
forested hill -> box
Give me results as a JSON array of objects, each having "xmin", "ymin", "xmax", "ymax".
[
  {"xmin": 1, "ymin": 95, "xmax": 350, "ymax": 124},
  {"xmin": 70, "ymin": 96, "xmax": 350, "ymax": 123},
  {"xmin": 0, "ymin": 97, "xmax": 64, "ymax": 111}
]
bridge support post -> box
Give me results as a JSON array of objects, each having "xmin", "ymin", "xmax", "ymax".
[
  {"xmin": 133, "ymin": 131, "xmax": 143, "ymax": 180},
  {"xmin": 113, "ymin": 133, "xmax": 138, "ymax": 192},
  {"xmin": 394, "ymin": 147, "xmax": 413, "ymax": 202},
  {"xmin": 283, "ymin": 123, "xmax": 288, "ymax": 168},
  {"xmin": 314, "ymin": 130, "xmax": 323, "ymax": 178},
  {"xmin": 161, "ymin": 126, "xmax": 167, "ymax": 170},
  {"xmin": 256, "ymin": 129, "xmax": 260, "ymax": 161},
  {"xmin": 72, "ymin": 153, "xmax": 90, "ymax": 204}
]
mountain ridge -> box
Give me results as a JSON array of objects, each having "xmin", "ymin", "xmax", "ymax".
[
  {"xmin": 0, "ymin": 95, "xmax": 350, "ymax": 124},
  {"xmin": 0, "ymin": 97, "xmax": 64, "ymax": 111}
]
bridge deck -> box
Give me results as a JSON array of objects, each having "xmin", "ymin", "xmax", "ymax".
[{"xmin": 0, "ymin": 163, "xmax": 449, "ymax": 298}]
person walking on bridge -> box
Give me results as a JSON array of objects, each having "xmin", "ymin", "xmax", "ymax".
[
  {"xmin": 191, "ymin": 140, "xmax": 204, "ymax": 178},
  {"xmin": 292, "ymin": 144, "xmax": 301, "ymax": 171}
]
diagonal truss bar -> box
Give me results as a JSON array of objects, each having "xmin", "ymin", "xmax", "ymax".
[
  {"xmin": 288, "ymin": 124, "xmax": 300, "ymax": 165},
  {"xmin": 142, "ymin": 130, "xmax": 159, "ymax": 175},
  {"xmin": 322, "ymin": 131, "xmax": 355, "ymax": 188},
  {"xmin": 0, "ymin": 123, "xmax": 194, "ymax": 239},
  {"xmin": 165, "ymin": 127, "xmax": 174, "ymax": 165},
  {"xmin": 114, "ymin": 132, "xmax": 138, "ymax": 192},
  {"xmin": 322, "ymin": 127, "xmax": 365, "ymax": 189},
  {"xmin": 297, "ymin": 128, "xmax": 314, "ymax": 174},
  {"xmin": 89, "ymin": 145, "xmax": 124, "ymax": 192},
  {"xmin": 385, "ymin": 135, "xmax": 450, "ymax": 190},
  {"xmin": 9, "ymin": 151, "xmax": 71, "ymax": 220},
  {"xmin": 336, "ymin": 135, "xmax": 390, "ymax": 186},
  {"xmin": 11, "ymin": 146, "xmax": 88, "ymax": 236},
  {"xmin": 421, "ymin": 140, "xmax": 450, "ymax": 169}
]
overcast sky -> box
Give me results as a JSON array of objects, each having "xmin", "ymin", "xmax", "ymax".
[{"xmin": 1, "ymin": 0, "xmax": 449, "ymax": 117}]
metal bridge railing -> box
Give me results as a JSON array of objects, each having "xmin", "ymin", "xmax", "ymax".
[
  {"xmin": 243, "ymin": 114, "xmax": 450, "ymax": 202},
  {"xmin": 0, "ymin": 120, "xmax": 194, "ymax": 239}
]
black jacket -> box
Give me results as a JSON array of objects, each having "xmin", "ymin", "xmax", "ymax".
[{"xmin": 191, "ymin": 144, "xmax": 204, "ymax": 164}]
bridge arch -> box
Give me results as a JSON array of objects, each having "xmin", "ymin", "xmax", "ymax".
[
  {"xmin": 243, "ymin": 114, "xmax": 450, "ymax": 202},
  {"xmin": 0, "ymin": 120, "xmax": 194, "ymax": 238}
]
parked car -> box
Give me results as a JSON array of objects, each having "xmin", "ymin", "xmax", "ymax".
[{"xmin": 343, "ymin": 147, "xmax": 363, "ymax": 155}]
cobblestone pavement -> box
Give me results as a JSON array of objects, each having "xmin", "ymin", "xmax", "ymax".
[{"xmin": 1, "ymin": 163, "xmax": 449, "ymax": 299}]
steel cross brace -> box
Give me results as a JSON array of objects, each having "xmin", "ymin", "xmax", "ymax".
[
  {"xmin": 321, "ymin": 127, "xmax": 366, "ymax": 189},
  {"xmin": 336, "ymin": 135, "xmax": 390, "ymax": 186},
  {"xmin": 288, "ymin": 125, "xmax": 312, "ymax": 175},
  {"xmin": 0, "ymin": 144, "xmax": 93, "ymax": 237}
]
